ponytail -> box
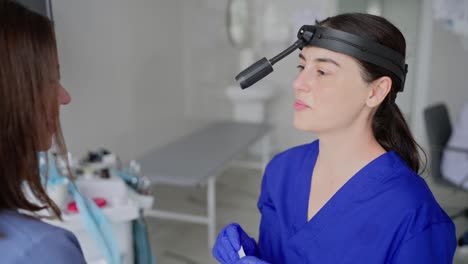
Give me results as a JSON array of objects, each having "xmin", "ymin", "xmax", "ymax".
[{"xmin": 373, "ymin": 98, "xmax": 425, "ymax": 173}]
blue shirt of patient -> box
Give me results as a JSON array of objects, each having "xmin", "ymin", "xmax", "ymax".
[
  {"xmin": 257, "ymin": 140, "xmax": 456, "ymax": 263},
  {"xmin": 0, "ymin": 209, "xmax": 86, "ymax": 264}
]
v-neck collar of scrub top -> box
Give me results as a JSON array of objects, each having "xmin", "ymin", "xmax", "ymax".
[{"xmin": 289, "ymin": 140, "xmax": 403, "ymax": 242}]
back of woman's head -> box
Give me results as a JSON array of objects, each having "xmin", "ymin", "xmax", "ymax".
[
  {"xmin": 0, "ymin": 0, "xmax": 67, "ymax": 217},
  {"xmin": 317, "ymin": 13, "xmax": 424, "ymax": 173}
]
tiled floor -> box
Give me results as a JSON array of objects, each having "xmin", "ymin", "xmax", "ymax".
[{"xmin": 146, "ymin": 166, "xmax": 468, "ymax": 264}]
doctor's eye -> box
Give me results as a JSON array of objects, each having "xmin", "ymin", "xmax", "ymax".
[{"xmin": 297, "ymin": 65, "xmax": 305, "ymax": 71}]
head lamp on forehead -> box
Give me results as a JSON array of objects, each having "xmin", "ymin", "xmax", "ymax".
[{"xmin": 235, "ymin": 25, "xmax": 408, "ymax": 92}]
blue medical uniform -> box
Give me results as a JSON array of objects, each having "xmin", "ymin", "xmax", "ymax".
[
  {"xmin": 257, "ymin": 140, "xmax": 456, "ymax": 263},
  {"xmin": 0, "ymin": 209, "xmax": 86, "ymax": 264}
]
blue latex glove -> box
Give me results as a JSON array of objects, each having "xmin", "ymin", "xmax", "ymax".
[
  {"xmin": 212, "ymin": 223, "xmax": 258, "ymax": 264},
  {"xmin": 235, "ymin": 257, "xmax": 270, "ymax": 264}
]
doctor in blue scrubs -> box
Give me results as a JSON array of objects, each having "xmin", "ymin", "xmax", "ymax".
[
  {"xmin": 0, "ymin": 1, "xmax": 86, "ymax": 263},
  {"xmin": 213, "ymin": 13, "xmax": 457, "ymax": 263}
]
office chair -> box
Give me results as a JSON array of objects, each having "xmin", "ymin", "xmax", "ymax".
[{"xmin": 424, "ymin": 103, "xmax": 468, "ymax": 246}]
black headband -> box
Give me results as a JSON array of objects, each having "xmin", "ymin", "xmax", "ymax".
[
  {"xmin": 298, "ymin": 25, "xmax": 408, "ymax": 91},
  {"xmin": 235, "ymin": 25, "xmax": 408, "ymax": 92}
]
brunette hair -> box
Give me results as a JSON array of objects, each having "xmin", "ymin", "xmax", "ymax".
[{"xmin": 0, "ymin": 0, "xmax": 69, "ymax": 218}]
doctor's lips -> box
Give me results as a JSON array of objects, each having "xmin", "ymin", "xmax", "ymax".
[{"xmin": 294, "ymin": 100, "xmax": 310, "ymax": 111}]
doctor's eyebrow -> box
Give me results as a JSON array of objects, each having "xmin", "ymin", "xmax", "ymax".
[{"xmin": 299, "ymin": 53, "xmax": 341, "ymax": 68}]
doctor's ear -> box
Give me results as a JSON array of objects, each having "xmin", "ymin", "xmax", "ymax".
[{"xmin": 366, "ymin": 76, "xmax": 392, "ymax": 108}]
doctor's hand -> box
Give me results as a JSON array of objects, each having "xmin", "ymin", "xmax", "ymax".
[
  {"xmin": 212, "ymin": 223, "xmax": 258, "ymax": 264},
  {"xmin": 235, "ymin": 256, "xmax": 270, "ymax": 264}
]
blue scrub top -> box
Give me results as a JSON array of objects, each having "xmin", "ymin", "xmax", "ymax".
[
  {"xmin": 0, "ymin": 209, "xmax": 86, "ymax": 264},
  {"xmin": 257, "ymin": 140, "xmax": 456, "ymax": 263}
]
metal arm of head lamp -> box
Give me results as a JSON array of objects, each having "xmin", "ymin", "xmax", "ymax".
[
  {"xmin": 234, "ymin": 27, "xmax": 314, "ymax": 89},
  {"xmin": 235, "ymin": 25, "xmax": 408, "ymax": 92},
  {"xmin": 234, "ymin": 39, "xmax": 306, "ymax": 89}
]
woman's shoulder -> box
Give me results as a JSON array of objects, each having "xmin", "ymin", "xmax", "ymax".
[
  {"xmin": 386, "ymin": 163, "xmax": 440, "ymax": 205},
  {"xmin": 0, "ymin": 210, "xmax": 85, "ymax": 263},
  {"xmin": 0, "ymin": 209, "xmax": 69, "ymax": 242},
  {"xmin": 382, "ymin": 168, "xmax": 456, "ymax": 257},
  {"xmin": 374, "ymin": 156, "xmax": 453, "ymax": 228}
]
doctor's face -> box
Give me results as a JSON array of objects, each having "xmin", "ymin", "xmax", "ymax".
[{"xmin": 293, "ymin": 46, "xmax": 371, "ymax": 134}]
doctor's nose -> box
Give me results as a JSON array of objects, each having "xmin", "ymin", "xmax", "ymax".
[{"xmin": 293, "ymin": 71, "xmax": 312, "ymax": 93}]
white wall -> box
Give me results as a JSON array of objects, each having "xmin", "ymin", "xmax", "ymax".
[
  {"xmin": 409, "ymin": 4, "xmax": 468, "ymax": 148},
  {"xmin": 183, "ymin": 0, "xmax": 338, "ymax": 152},
  {"xmin": 180, "ymin": 1, "xmax": 239, "ymax": 120},
  {"xmin": 54, "ymin": 0, "xmax": 136, "ymax": 161},
  {"xmin": 54, "ymin": 0, "xmax": 467, "ymax": 162},
  {"xmin": 54, "ymin": 0, "xmax": 207, "ymax": 162},
  {"xmin": 182, "ymin": 0, "xmax": 426, "ymax": 153},
  {"xmin": 427, "ymin": 22, "xmax": 468, "ymax": 124}
]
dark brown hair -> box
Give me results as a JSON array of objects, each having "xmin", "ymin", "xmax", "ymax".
[
  {"xmin": 317, "ymin": 13, "xmax": 426, "ymax": 173},
  {"xmin": 0, "ymin": 0, "xmax": 68, "ymax": 218}
]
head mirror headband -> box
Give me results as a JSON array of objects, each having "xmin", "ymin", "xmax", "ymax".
[{"xmin": 235, "ymin": 25, "xmax": 408, "ymax": 92}]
